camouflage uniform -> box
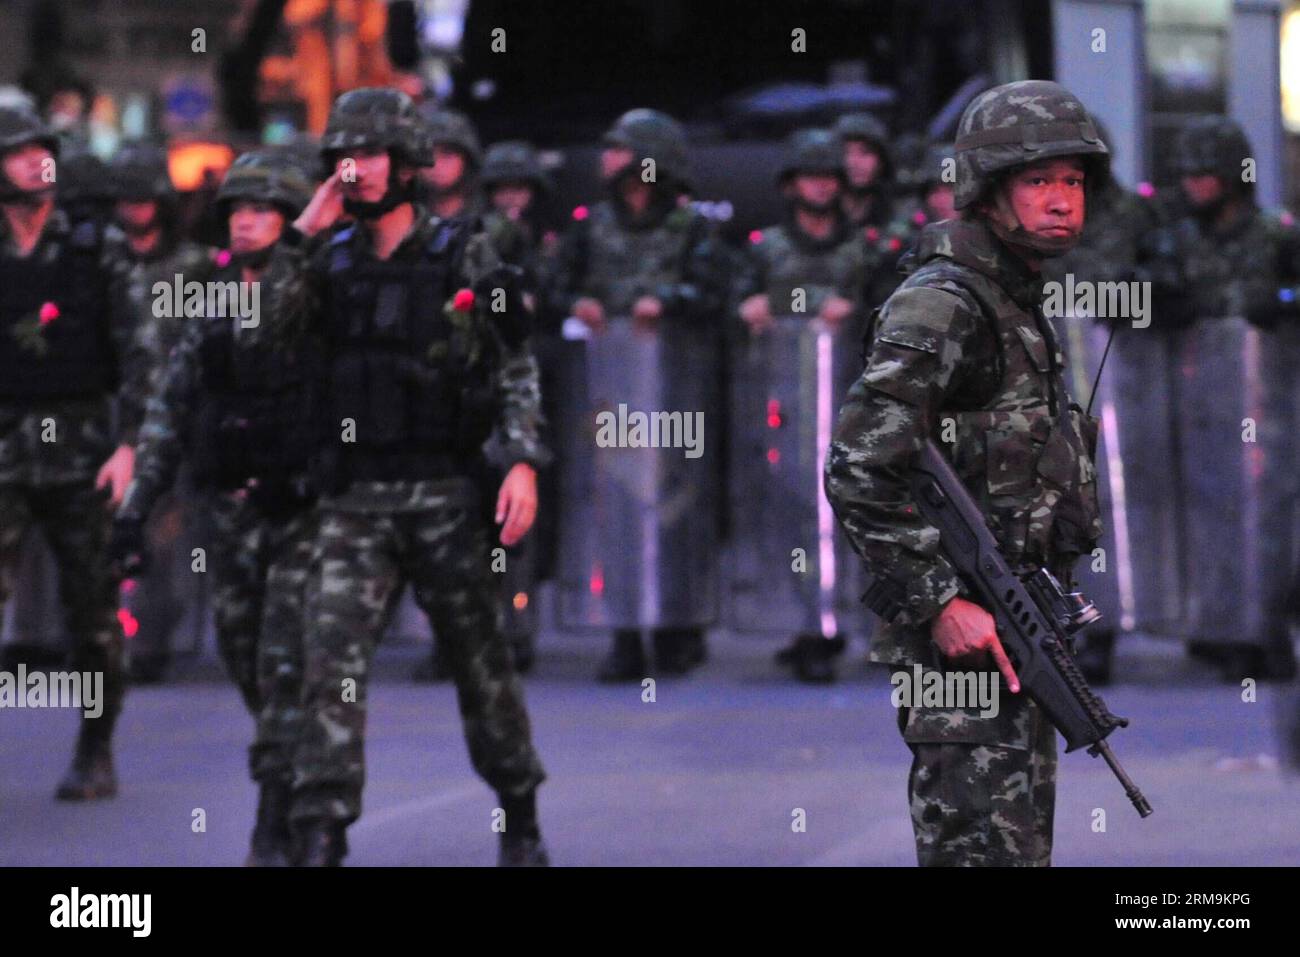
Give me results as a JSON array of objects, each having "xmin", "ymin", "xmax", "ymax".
[
  {"xmin": 546, "ymin": 108, "xmax": 732, "ymax": 679},
  {"xmin": 262, "ymin": 88, "xmax": 548, "ymax": 865},
  {"xmin": 114, "ymin": 150, "xmax": 320, "ymax": 864},
  {"xmin": 0, "ymin": 107, "xmax": 149, "ymax": 799},
  {"xmin": 825, "ymin": 81, "xmax": 1107, "ymax": 865},
  {"xmin": 834, "ymin": 112, "xmax": 897, "ymax": 231},
  {"xmin": 103, "ymin": 145, "xmax": 215, "ymax": 678}
]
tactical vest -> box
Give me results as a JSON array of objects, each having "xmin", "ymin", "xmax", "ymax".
[
  {"xmin": 319, "ymin": 220, "xmax": 497, "ymax": 487},
  {"xmin": 189, "ymin": 284, "xmax": 322, "ymax": 494},
  {"xmin": 581, "ymin": 201, "xmax": 699, "ymax": 316},
  {"xmin": 887, "ymin": 258, "xmax": 1103, "ymax": 571},
  {"xmin": 755, "ymin": 224, "xmax": 862, "ymax": 311},
  {"xmin": 0, "ymin": 219, "xmax": 118, "ymax": 399}
]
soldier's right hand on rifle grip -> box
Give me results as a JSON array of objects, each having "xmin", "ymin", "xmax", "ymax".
[
  {"xmin": 738, "ymin": 294, "xmax": 774, "ymax": 335},
  {"xmin": 931, "ymin": 595, "xmax": 1021, "ymax": 692}
]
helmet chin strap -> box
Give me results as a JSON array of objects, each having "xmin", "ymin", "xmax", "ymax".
[{"xmin": 343, "ymin": 167, "xmax": 411, "ymax": 220}]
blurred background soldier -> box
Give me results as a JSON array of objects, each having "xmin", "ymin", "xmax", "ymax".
[
  {"xmin": 835, "ymin": 112, "xmax": 896, "ymax": 231},
  {"xmin": 479, "ymin": 139, "xmax": 559, "ymax": 674},
  {"xmin": 263, "ymin": 88, "xmax": 549, "ymax": 866},
  {"xmin": 1140, "ymin": 115, "xmax": 1300, "ymax": 682},
  {"xmin": 0, "ymin": 105, "xmax": 143, "ymax": 800},
  {"xmin": 547, "ymin": 107, "xmax": 731, "ymax": 681},
  {"xmin": 55, "ymin": 145, "xmax": 112, "ymax": 231},
  {"xmin": 734, "ymin": 128, "xmax": 869, "ymax": 683},
  {"xmin": 826, "ymin": 81, "xmax": 1107, "ymax": 865},
  {"xmin": 416, "ymin": 106, "xmax": 484, "ymax": 221},
  {"xmin": 104, "ymin": 142, "xmax": 216, "ymax": 682},
  {"xmin": 111, "ymin": 150, "xmax": 318, "ymax": 865}
]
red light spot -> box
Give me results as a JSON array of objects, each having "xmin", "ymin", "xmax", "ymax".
[
  {"xmin": 589, "ymin": 563, "xmax": 604, "ymax": 595},
  {"xmin": 749, "ymin": 229, "xmax": 764, "ymax": 244},
  {"xmin": 766, "ymin": 398, "xmax": 782, "ymax": 428},
  {"xmin": 216, "ymin": 248, "xmax": 232, "ymax": 267},
  {"xmin": 572, "ymin": 205, "xmax": 589, "ymax": 221},
  {"xmin": 513, "ymin": 591, "xmax": 529, "ymax": 611},
  {"xmin": 888, "ymin": 237, "xmax": 902, "ymax": 251},
  {"xmin": 766, "ymin": 448, "xmax": 780, "ymax": 465},
  {"xmin": 1137, "ymin": 181, "xmax": 1156, "ymax": 198},
  {"xmin": 912, "ymin": 210, "xmax": 927, "ymax": 225},
  {"xmin": 1282, "ymin": 211, "xmax": 1296, "ymax": 228},
  {"xmin": 121, "ymin": 579, "xmax": 137, "ymax": 595},
  {"xmin": 117, "ymin": 608, "xmax": 139, "ymax": 639},
  {"xmin": 865, "ymin": 227, "xmax": 880, "ymax": 242}
]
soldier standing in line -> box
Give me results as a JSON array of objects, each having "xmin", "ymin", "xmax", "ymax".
[
  {"xmin": 261, "ymin": 88, "xmax": 549, "ymax": 866},
  {"xmin": 417, "ymin": 107, "xmax": 484, "ymax": 221},
  {"xmin": 735, "ymin": 128, "xmax": 872, "ymax": 683},
  {"xmin": 104, "ymin": 143, "xmax": 216, "ymax": 682},
  {"xmin": 825, "ymin": 81, "xmax": 1107, "ymax": 865},
  {"xmin": 546, "ymin": 108, "xmax": 732, "ymax": 681},
  {"xmin": 111, "ymin": 151, "xmax": 319, "ymax": 865},
  {"xmin": 0, "ymin": 106, "xmax": 143, "ymax": 800},
  {"xmin": 835, "ymin": 112, "xmax": 896, "ymax": 231}
]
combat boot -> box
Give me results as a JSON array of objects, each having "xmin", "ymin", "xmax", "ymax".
[
  {"xmin": 55, "ymin": 723, "xmax": 117, "ymax": 801},
  {"xmin": 652, "ymin": 628, "xmax": 703, "ymax": 675},
  {"xmin": 293, "ymin": 819, "xmax": 348, "ymax": 867},
  {"xmin": 245, "ymin": 781, "xmax": 293, "ymax": 867},
  {"xmin": 597, "ymin": 629, "xmax": 645, "ymax": 683},
  {"xmin": 497, "ymin": 789, "xmax": 549, "ymax": 866},
  {"xmin": 788, "ymin": 634, "xmax": 845, "ymax": 685}
]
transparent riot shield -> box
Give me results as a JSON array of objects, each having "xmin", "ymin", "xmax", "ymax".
[
  {"xmin": 1174, "ymin": 316, "xmax": 1297, "ymax": 673},
  {"xmin": 556, "ymin": 317, "xmax": 720, "ymax": 629},
  {"xmin": 726, "ymin": 315, "xmax": 865, "ymax": 638}
]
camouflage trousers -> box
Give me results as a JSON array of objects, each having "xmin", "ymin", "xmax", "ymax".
[
  {"xmin": 0, "ymin": 481, "xmax": 125, "ymax": 735},
  {"xmin": 895, "ymin": 660, "xmax": 1058, "ymax": 867},
  {"xmin": 208, "ymin": 491, "xmax": 316, "ymax": 785},
  {"xmin": 290, "ymin": 499, "xmax": 547, "ymax": 826}
]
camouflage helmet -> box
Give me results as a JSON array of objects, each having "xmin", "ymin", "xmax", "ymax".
[
  {"xmin": 56, "ymin": 147, "xmax": 111, "ymax": 205},
  {"xmin": 320, "ymin": 87, "xmax": 429, "ymax": 168},
  {"xmin": 421, "ymin": 108, "xmax": 483, "ymax": 168},
  {"xmin": 480, "ymin": 140, "xmax": 550, "ymax": 192},
  {"xmin": 216, "ymin": 150, "xmax": 314, "ymax": 218},
  {"xmin": 1170, "ymin": 115, "xmax": 1253, "ymax": 187},
  {"xmin": 952, "ymin": 80, "xmax": 1108, "ymax": 210},
  {"xmin": 834, "ymin": 112, "xmax": 893, "ymax": 179},
  {"xmin": 778, "ymin": 128, "xmax": 845, "ymax": 184},
  {"xmin": 602, "ymin": 108, "xmax": 692, "ymax": 188},
  {"xmin": 0, "ymin": 105, "xmax": 60, "ymax": 159},
  {"xmin": 108, "ymin": 143, "xmax": 174, "ymax": 201}
]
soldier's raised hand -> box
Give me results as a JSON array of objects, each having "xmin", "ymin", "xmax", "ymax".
[
  {"xmin": 294, "ymin": 170, "xmax": 346, "ymax": 237},
  {"xmin": 738, "ymin": 293, "xmax": 774, "ymax": 335},
  {"xmin": 94, "ymin": 444, "xmax": 135, "ymax": 509},
  {"xmin": 931, "ymin": 595, "xmax": 1021, "ymax": 693}
]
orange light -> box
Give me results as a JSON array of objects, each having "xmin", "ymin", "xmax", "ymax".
[
  {"xmin": 513, "ymin": 591, "xmax": 529, "ymax": 611},
  {"xmin": 168, "ymin": 142, "xmax": 236, "ymax": 192}
]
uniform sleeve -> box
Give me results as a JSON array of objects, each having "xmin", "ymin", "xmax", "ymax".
[
  {"xmin": 118, "ymin": 317, "xmax": 204, "ymax": 521},
  {"xmin": 101, "ymin": 241, "xmax": 150, "ymax": 446},
  {"xmin": 258, "ymin": 230, "xmax": 331, "ymax": 348},
  {"xmin": 823, "ymin": 283, "xmax": 981, "ymax": 626}
]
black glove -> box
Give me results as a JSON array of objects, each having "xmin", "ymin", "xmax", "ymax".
[{"xmin": 108, "ymin": 515, "xmax": 150, "ymax": 577}]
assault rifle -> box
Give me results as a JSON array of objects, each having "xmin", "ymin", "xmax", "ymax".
[{"xmin": 862, "ymin": 438, "xmax": 1153, "ymax": 818}]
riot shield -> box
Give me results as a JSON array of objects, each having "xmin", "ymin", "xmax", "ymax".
[
  {"xmin": 556, "ymin": 317, "xmax": 720, "ymax": 629},
  {"xmin": 1174, "ymin": 316, "xmax": 1297, "ymax": 671},
  {"xmin": 726, "ymin": 315, "xmax": 865, "ymax": 637}
]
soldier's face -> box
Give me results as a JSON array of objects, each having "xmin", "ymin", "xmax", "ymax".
[
  {"xmin": 999, "ymin": 158, "xmax": 1085, "ymax": 241},
  {"xmin": 228, "ymin": 200, "xmax": 286, "ymax": 253},
  {"xmin": 428, "ymin": 146, "xmax": 467, "ymax": 188},
  {"xmin": 2, "ymin": 143, "xmax": 53, "ymax": 193},
  {"xmin": 116, "ymin": 199, "xmax": 159, "ymax": 229},
  {"xmin": 925, "ymin": 183, "xmax": 956, "ymax": 221},
  {"xmin": 1180, "ymin": 173, "xmax": 1223, "ymax": 209},
  {"xmin": 491, "ymin": 182, "xmax": 534, "ymax": 220},
  {"xmin": 791, "ymin": 172, "xmax": 841, "ymax": 208},
  {"xmin": 601, "ymin": 147, "xmax": 634, "ymax": 181},
  {"xmin": 338, "ymin": 147, "xmax": 392, "ymax": 201},
  {"xmin": 843, "ymin": 140, "xmax": 881, "ymax": 188}
]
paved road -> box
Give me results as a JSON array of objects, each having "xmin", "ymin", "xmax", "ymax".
[{"xmin": 1, "ymin": 627, "xmax": 1297, "ymax": 866}]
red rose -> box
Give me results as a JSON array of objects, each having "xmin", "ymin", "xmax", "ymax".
[
  {"xmin": 39, "ymin": 302, "xmax": 60, "ymax": 325},
  {"xmin": 453, "ymin": 288, "xmax": 475, "ymax": 311}
]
